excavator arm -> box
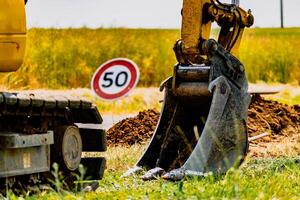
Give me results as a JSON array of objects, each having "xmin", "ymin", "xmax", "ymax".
[
  {"xmin": 175, "ymin": 0, "xmax": 253, "ymax": 64},
  {"xmin": 124, "ymin": 0, "xmax": 254, "ymax": 181}
]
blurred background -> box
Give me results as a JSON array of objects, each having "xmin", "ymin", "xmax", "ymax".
[
  {"xmin": 1, "ymin": 0, "xmax": 298, "ymax": 91},
  {"xmin": 25, "ymin": 0, "xmax": 299, "ymax": 28}
]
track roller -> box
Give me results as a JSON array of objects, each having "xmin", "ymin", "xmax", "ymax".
[{"xmin": 52, "ymin": 126, "xmax": 83, "ymax": 172}]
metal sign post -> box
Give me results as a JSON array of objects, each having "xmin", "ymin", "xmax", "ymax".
[{"xmin": 280, "ymin": 0, "xmax": 284, "ymax": 28}]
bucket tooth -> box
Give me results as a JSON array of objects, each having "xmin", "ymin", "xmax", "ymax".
[
  {"xmin": 121, "ymin": 166, "xmax": 143, "ymax": 178},
  {"xmin": 162, "ymin": 168, "xmax": 185, "ymax": 181},
  {"xmin": 140, "ymin": 167, "xmax": 165, "ymax": 181}
]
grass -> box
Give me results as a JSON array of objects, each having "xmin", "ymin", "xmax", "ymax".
[
  {"xmin": 93, "ymin": 158, "xmax": 300, "ymax": 200},
  {"xmin": 1, "ymin": 27, "xmax": 299, "ymax": 199},
  {"xmin": 248, "ymin": 82, "xmax": 300, "ymax": 106},
  {"xmin": 9, "ymin": 144, "xmax": 300, "ymax": 200},
  {"xmin": 2, "ymin": 86, "xmax": 296, "ymax": 199},
  {"xmin": 1, "ymin": 28, "xmax": 299, "ymax": 89},
  {"xmin": 270, "ymin": 90, "xmax": 300, "ymax": 106},
  {"xmin": 58, "ymin": 84, "xmax": 299, "ymax": 115},
  {"xmin": 89, "ymin": 88, "xmax": 162, "ymax": 115},
  {"xmin": 239, "ymin": 28, "xmax": 300, "ymax": 84}
]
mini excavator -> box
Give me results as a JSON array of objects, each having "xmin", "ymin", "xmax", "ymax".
[
  {"xmin": 124, "ymin": 0, "xmax": 254, "ymax": 181},
  {"xmin": 0, "ymin": 0, "xmax": 106, "ymax": 191}
]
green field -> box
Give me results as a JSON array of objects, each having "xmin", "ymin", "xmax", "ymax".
[
  {"xmin": 1, "ymin": 28, "xmax": 299, "ymax": 89},
  {"xmin": 6, "ymin": 145, "xmax": 300, "ymax": 200},
  {"xmin": 2, "ymin": 28, "xmax": 300, "ymax": 199}
]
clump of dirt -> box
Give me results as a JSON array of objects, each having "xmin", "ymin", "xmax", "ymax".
[
  {"xmin": 107, "ymin": 95, "xmax": 300, "ymax": 148},
  {"xmin": 107, "ymin": 109, "xmax": 160, "ymax": 146},
  {"xmin": 293, "ymin": 105, "xmax": 300, "ymax": 113}
]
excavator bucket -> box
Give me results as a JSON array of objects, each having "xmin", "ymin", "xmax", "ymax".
[{"xmin": 123, "ymin": 40, "xmax": 251, "ymax": 181}]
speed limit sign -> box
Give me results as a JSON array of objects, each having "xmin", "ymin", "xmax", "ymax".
[{"xmin": 91, "ymin": 58, "xmax": 140, "ymax": 101}]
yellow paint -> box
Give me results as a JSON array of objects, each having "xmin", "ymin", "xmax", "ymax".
[
  {"xmin": 0, "ymin": 0, "xmax": 26, "ymax": 72},
  {"xmin": 23, "ymin": 152, "xmax": 31, "ymax": 169},
  {"xmin": 180, "ymin": 0, "xmax": 253, "ymax": 62},
  {"xmin": 181, "ymin": 0, "xmax": 211, "ymax": 55},
  {"xmin": 207, "ymin": 4, "xmax": 253, "ymax": 56}
]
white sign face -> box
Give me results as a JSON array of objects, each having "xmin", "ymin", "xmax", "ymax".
[
  {"xmin": 91, "ymin": 58, "xmax": 140, "ymax": 101},
  {"xmin": 99, "ymin": 65, "xmax": 131, "ymax": 95}
]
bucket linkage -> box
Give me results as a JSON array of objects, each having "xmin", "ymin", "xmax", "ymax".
[{"xmin": 123, "ymin": 39, "xmax": 251, "ymax": 181}]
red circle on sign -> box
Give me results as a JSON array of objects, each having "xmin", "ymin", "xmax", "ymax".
[{"xmin": 91, "ymin": 58, "xmax": 139, "ymax": 101}]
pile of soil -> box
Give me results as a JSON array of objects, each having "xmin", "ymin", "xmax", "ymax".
[
  {"xmin": 248, "ymin": 95, "xmax": 300, "ymax": 158},
  {"xmin": 107, "ymin": 95, "xmax": 300, "ymax": 147},
  {"xmin": 248, "ymin": 95, "xmax": 299, "ymax": 136},
  {"xmin": 107, "ymin": 109, "xmax": 160, "ymax": 146}
]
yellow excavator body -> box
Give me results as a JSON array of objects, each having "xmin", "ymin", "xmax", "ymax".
[
  {"xmin": 0, "ymin": 0, "xmax": 106, "ymax": 192},
  {"xmin": 0, "ymin": 0, "xmax": 26, "ymax": 72}
]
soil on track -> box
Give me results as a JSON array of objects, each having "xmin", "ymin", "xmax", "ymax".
[{"xmin": 107, "ymin": 95, "xmax": 300, "ymax": 157}]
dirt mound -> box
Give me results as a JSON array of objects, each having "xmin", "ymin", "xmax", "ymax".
[
  {"xmin": 248, "ymin": 95, "xmax": 300, "ymax": 137},
  {"xmin": 248, "ymin": 95, "xmax": 300, "ymax": 158},
  {"xmin": 107, "ymin": 96, "xmax": 300, "ymax": 147},
  {"xmin": 107, "ymin": 109, "xmax": 160, "ymax": 146}
]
